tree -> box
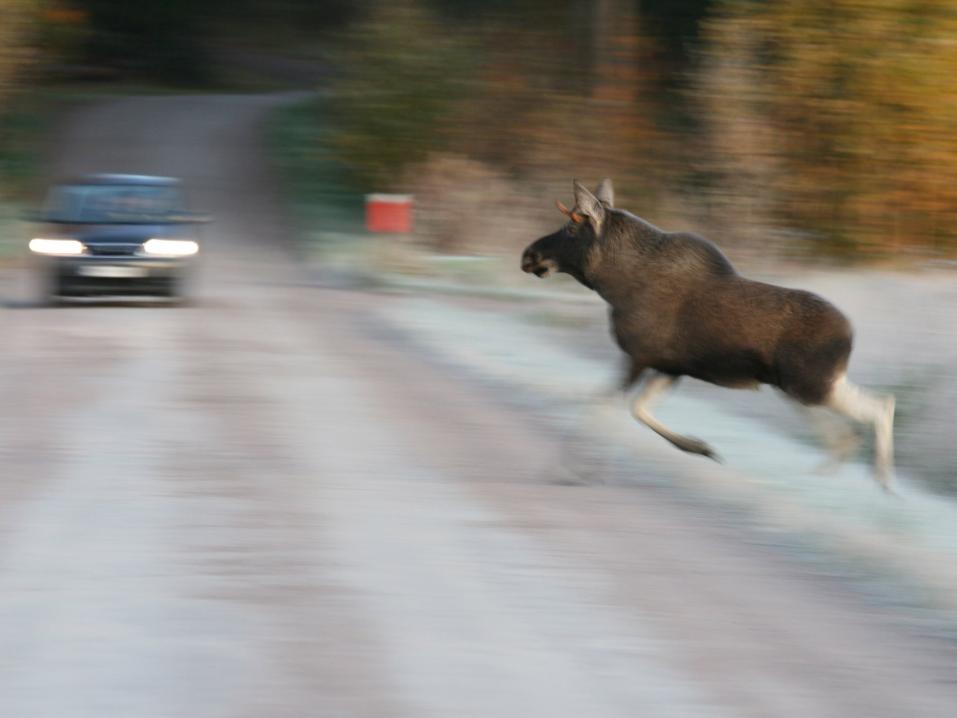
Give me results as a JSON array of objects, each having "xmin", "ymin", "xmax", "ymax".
[
  {"xmin": 699, "ymin": 0, "xmax": 957, "ymax": 256},
  {"xmin": 0, "ymin": 0, "xmax": 37, "ymax": 104}
]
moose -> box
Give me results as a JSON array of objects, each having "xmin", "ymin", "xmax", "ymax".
[{"xmin": 521, "ymin": 179, "xmax": 896, "ymax": 491}]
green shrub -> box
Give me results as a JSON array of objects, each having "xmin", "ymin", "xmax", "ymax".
[{"xmin": 324, "ymin": 3, "xmax": 475, "ymax": 191}]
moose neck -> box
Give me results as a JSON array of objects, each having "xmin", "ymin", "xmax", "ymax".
[
  {"xmin": 553, "ymin": 234, "xmax": 594, "ymax": 289},
  {"xmin": 582, "ymin": 211, "xmax": 663, "ymax": 305}
]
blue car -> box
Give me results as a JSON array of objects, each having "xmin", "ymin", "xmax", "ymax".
[{"xmin": 27, "ymin": 173, "xmax": 207, "ymax": 302}]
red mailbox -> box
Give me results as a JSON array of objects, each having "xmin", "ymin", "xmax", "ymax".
[{"xmin": 365, "ymin": 193, "xmax": 413, "ymax": 233}]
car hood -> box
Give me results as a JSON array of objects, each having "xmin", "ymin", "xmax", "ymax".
[
  {"xmin": 64, "ymin": 224, "xmax": 185, "ymax": 243},
  {"xmin": 35, "ymin": 223, "xmax": 193, "ymax": 244}
]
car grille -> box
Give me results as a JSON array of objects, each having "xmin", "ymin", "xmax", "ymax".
[{"xmin": 85, "ymin": 242, "xmax": 142, "ymax": 256}]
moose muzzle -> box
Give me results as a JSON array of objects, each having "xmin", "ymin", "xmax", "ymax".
[{"xmin": 521, "ymin": 250, "xmax": 556, "ymax": 278}]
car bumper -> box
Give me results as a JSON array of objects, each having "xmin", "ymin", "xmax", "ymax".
[{"xmin": 39, "ymin": 256, "xmax": 194, "ymax": 296}]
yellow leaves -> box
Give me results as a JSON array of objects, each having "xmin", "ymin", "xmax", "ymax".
[
  {"xmin": 42, "ymin": 7, "xmax": 87, "ymax": 25},
  {"xmin": 700, "ymin": 0, "xmax": 957, "ymax": 255},
  {"xmin": 0, "ymin": 1, "xmax": 39, "ymax": 98}
]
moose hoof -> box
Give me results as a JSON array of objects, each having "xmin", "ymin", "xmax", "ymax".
[
  {"xmin": 678, "ymin": 436, "xmax": 721, "ymax": 463},
  {"xmin": 877, "ymin": 479, "xmax": 900, "ymax": 498},
  {"xmin": 874, "ymin": 466, "xmax": 898, "ymax": 496}
]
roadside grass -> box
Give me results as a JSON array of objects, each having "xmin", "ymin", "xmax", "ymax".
[
  {"xmin": 267, "ymin": 94, "xmax": 549, "ymax": 290},
  {"xmin": 266, "ymin": 94, "xmax": 365, "ymax": 254},
  {"xmin": 0, "ymin": 90, "xmax": 66, "ymax": 260},
  {"xmin": 266, "ymin": 94, "xmax": 599, "ymax": 293},
  {"xmin": 0, "ymin": 201, "xmax": 26, "ymax": 260}
]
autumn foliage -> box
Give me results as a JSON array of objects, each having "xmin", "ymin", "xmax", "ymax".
[
  {"xmin": 323, "ymin": 0, "xmax": 957, "ymax": 260},
  {"xmin": 5, "ymin": 1, "xmax": 957, "ymax": 260},
  {"xmin": 0, "ymin": 1, "xmax": 37, "ymax": 103},
  {"xmin": 700, "ymin": 0, "xmax": 957, "ymax": 257}
]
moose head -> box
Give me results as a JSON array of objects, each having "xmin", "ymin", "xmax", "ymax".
[{"xmin": 521, "ymin": 179, "xmax": 614, "ymax": 280}]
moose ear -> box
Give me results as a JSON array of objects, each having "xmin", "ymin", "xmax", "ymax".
[
  {"xmin": 594, "ymin": 178, "xmax": 614, "ymax": 208},
  {"xmin": 573, "ymin": 179, "xmax": 605, "ymax": 234}
]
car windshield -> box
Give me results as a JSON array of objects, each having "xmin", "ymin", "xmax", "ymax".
[{"xmin": 44, "ymin": 184, "xmax": 186, "ymax": 223}]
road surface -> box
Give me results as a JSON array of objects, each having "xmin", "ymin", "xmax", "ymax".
[{"xmin": 1, "ymin": 93, "xmax": 956, "ymax": 717}]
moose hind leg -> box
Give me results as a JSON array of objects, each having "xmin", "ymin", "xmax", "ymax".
[
  {"xmin": 631, "ymin": 372, "xmax": 720, "ymax": 461},
  {"xmin": 825, "ymin": 374, "xmax": 895, "ymax": 490},
  {"xmin": 799, "ymin": 405, "xmax": 863, "ymax": 474}
]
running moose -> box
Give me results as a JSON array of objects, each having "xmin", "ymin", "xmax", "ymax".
[{"xmin": 521, "ymin": 179, "xmax": 896, "ymax": 490}]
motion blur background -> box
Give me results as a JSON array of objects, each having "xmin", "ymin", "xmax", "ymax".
[
  {"xmin": 4, "ymin": 2, "xmax": 957, "ymax": 717},
  {"xmin": 6, "ymin": 0, "xmax": 956, "ymax": 487},
  {"xmin": 5, "ymin": 1, "xmax": 957, "ymax": 259}
]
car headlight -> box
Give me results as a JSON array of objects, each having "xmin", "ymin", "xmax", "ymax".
[
  {"xmin": 28, "ymin": 238, "xmax": 86, "ymax": 256},
  {"xmin": 140, "ymin": 238, "xmax": 199, "ymax": 257}
]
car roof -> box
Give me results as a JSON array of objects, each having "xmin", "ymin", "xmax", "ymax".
[{"xmin": 58, "ymin": 173, "xmax": 181, "ymax": 187}]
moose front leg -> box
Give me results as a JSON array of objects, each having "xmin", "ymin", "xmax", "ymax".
[
  {"xmin": 798, "ymin": 404, "xmax": 863, "ymax": 475},
  {"xmin": 630, "ymin": 372, "xmax": 721, "ymax": 461},
  {"xmin": 824, "ymin": 373, "xmax": 896, "ymax": 492}
]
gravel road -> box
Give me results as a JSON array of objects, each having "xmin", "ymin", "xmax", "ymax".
[{"xmin": 1, "ymin": 93, "xmax": 956, "ymax": 717}]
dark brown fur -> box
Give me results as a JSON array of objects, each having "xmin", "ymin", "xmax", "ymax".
[{"xmin": 521, "ymin": 184, "xmax": 853, "ymax": 406}]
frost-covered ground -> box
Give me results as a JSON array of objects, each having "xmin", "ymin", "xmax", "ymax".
[
  {"xmin": 374, "ymin": 272, "xmax": 957, "ymax": 624},
  {"xmin": 363, "ymin": 261, "xmax": 957, "ymax": 494}
]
